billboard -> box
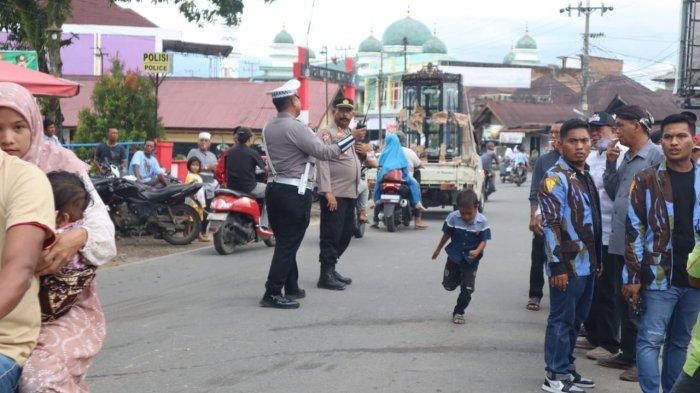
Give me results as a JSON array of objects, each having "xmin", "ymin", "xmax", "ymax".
[
  {"xmin": 0, "ymin": 50, "xmax": 39, "ymax": 70},
  {"xmin": 440, "ymin": 66, "xmax": 531, "ymax": 89}
]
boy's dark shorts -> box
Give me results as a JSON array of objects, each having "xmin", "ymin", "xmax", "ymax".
[{"xmin": 442, "ymin": 259, "xmax": 478, "ymax": 292}]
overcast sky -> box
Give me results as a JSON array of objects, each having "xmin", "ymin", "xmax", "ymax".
[{"xmin": 123, "ymin": 0, "xmax": 681, "ymax": 87}]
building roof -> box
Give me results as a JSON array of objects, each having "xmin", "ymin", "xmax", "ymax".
[
  {"xmin": 61, "ymin": 77, "xmax": 340, "ymax": 131},
  {"xmin": 359, "ymin": 35, "xmax": 382, "ymax": 53},
  {"xmin": 422, "ymin": 35, "xmax": 447, "ymax": 54},
  {"xmin": 474, "ymin": 100, "xmax": 578, "ymax": 131},
  {"xmin": 513, "ymin": 74, "xmax": 576, "ymax": 103},
  {"xmin": 163, "ymin": 40, "xmax": 233, "ymax": 57},
  {"xmin": 273, "ymin": 29, "xmax": 294, "ymax": 44},
  {"xmin": 66, "ymin": 0, "xmax": 157, "ymax": 27},
  {"xmin": 382, "ymin": 16, "xmax": 432, "ymax": 46}
]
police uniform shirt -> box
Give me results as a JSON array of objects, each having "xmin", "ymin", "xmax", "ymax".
[
  {"xmin": 316, "ymin": 123, "xmax": 361, "ymax": 199},
  {"xmin": 263, "ymin": 113, "xmax": 340, "ymax": 179}
]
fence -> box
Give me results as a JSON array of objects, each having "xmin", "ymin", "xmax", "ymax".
[{"xmin": 63, "ymin": 142, "xmax": 144, "ymax": 165}]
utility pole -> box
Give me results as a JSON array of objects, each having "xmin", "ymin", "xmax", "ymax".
[
  {"xmin": 378, "ymin": 49, "xmax": 384, "ymax": 146},
  {"xmin": 561, "ymin": 1, "xmax": 613, "ymax": 116},
  {"xmin": 92, "ymin": 47, "xmax": 108, "ymax": 75},
  {"xmin": 321, "ymin": 46, "xmax": 329, "ymax": 123},
  {"xmin": 242, "ymin": 60, "xmax": 259, "ymax": 80}
]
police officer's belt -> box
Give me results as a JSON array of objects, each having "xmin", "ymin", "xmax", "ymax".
[{"xmin": 271, "ymin": 177, "xmax": 316, "ymax": 190}]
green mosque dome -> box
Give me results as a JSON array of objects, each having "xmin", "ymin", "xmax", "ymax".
[
  {"xmin": 359, "ymin": 35, "xmax": 382, "ymax": 53},
  {"xmin": 273, "ymin": 29, "xmax": 294, "ymax": 44},
  {"xmin": 422, "ymin": 35, "xmax": 447, "ymax": 54},
  {"xmin": 382, "ymin": 16, "xmax": 432, "ymax": 46},
  {"xmin": 516, "ymin": 32, "xmax": 537, "ymax": 49}
]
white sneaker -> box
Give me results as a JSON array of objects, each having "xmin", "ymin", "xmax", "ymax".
[{"xmin": 541, "ymin": 376, "xmax": 585, "ymax": 393}]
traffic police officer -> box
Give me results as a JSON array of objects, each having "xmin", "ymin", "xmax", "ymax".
[
  {"xmin": 316, "ymin": 97, "xmax": 362, "ymax": 291},
  {"xmin": 260, "ymin": 79, "xmax": 356, "ymax": 309}
]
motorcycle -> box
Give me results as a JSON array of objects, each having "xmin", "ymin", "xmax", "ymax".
[
  {"xmin": 376, "ymin": 169, "xmax": 412, "ymax": 233},
  {"xmin": 482, "ymin": 168, "xmax": 496, "ymax": 202},
  {"xmin": 508, "ymin": 163, "xmax": 527, "ymax": 186},
  {"xmin": 207, "ymin": 188, "xmax": 274, "ymax": 255},
  {"xmin": 93, "ymin": 177, "xmax": 203, "ymax": 245}
]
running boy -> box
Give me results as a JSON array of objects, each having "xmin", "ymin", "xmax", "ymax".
[{"xmin": 432, "ymin": 189, "xmax": 491, "ymax": 324}]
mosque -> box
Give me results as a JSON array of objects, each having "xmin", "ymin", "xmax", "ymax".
[{"xmin": 254, "ymin": 12, "xmax": 540, "ymax": 130}]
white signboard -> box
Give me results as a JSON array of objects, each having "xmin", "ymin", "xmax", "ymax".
[
  {"xmin": 499, "ymin": 131, "xmax": 525, "ymax": 144},
  {"xmin": 441, "ymin": 66, "xmax": 531, "ymax": 88}
]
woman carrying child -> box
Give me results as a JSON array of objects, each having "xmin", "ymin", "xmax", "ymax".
[
  {"xmin": 373, "ymin": 133, "xmax": 425, "ymax": 211},
  {"xmin": 0, "ymin": 82, "xmax": 117, "ymax": 392}
]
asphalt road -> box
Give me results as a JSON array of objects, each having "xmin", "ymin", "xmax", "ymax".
[{"xmin": 88, "ymin": 181, "xmax": 639, "ymax": 393}]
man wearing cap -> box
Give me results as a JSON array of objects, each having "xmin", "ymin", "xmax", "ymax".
[
  {"xmin": 260, "ymin": 79, "xmax": 356, "ymax": 309},
  {"xmin": 187, "ymin": 132, "xmax": 218, "ymax": 180},
  {"xmin": 315, "ymin": 97, "xmax": 362, "ymax": 291},
  {"xmin": 579, "ymin": 112, "xmax": 628, "ymax": 361},
  {"xmin": 599, "ymin": 105, "xmax": 664, "ymax": 381}
]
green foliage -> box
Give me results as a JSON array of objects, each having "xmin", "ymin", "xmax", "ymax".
[
  {"xmin": 115, "ymin": 0, "xmax": 275, "ymax": 26},
  {"xmin": 76, "ymin": 59, "xmax": 164, "ymax": 144}
]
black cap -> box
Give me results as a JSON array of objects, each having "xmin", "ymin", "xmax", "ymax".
[
  {"xmin": 588, "ymin": 111, "xmax": 615, "ymax": 127},
  {"xmin": 333, "ymin": 96, "xmax": 354, "ymax": 109}
]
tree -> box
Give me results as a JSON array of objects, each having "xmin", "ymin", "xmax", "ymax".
[
  {"xmin": 115, "ymin": 0, "xmax": 275, "ymax": 26},
  {"xmin": 76, "ymin": 59, "xmax": 164, "ymax": 145},
  {"xmin": 1, "ymin": 0, "xmax": 274, "ymax": 127}
]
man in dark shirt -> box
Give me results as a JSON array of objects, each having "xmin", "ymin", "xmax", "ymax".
[
  {"xmin": 94, "ymin": 128, "xmax": 126, "ymax": 174},
  {"xmin": 623, "ymin": 114, "xmax": 700, "ymax": 393},
  {"xmin": 526, "ymin": 121, "xmax": 562, "ymax": 311},
  {"xmin": 226, "ymin": 128, "xmax": 268, "ymax": 226}
]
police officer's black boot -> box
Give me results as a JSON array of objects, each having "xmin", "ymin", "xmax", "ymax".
[
  {"xmin": 317, "ymin": 265, "xmax": 346, "ymax": 290},
  {"xmin": 332, "ymin": 266, "xmax": 352, "ymax": 285},
  {"xmin": 285, "ymin": 285, "xmax": 306, "ymax": 300},
  {"xmin": 260, "ymin": 290, "xmax": 300, "ymax": 309}
]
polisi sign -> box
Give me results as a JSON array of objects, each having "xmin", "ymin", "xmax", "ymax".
[{"xmin": 143, "ymin": 52, "xmax": 172, "ymax": 73}]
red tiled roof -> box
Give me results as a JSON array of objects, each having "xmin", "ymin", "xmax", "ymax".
[
  {"xmin": 61, "ymin": 77, "xmax": 340, "ymax": 130},
  {"xmin": 475, "ymin": 100, "xmax": 579, "ymax": 130},
  {"xmin": 66, "ymin": 0, "xmax": 157, "ymax": 28}
]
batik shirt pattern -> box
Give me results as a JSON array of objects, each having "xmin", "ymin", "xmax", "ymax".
[
  {"xmin": 539, "ymin": 158, "xmax": 602, "ymax": 277},
  {"xmin": 624, "ymin": 161, "xmax": 700, "ymax": 290}
]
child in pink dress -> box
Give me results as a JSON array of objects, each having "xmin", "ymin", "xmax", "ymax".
[{"xmin": 38, "ymin": 171, "xmax": 96, "ymax": 322}]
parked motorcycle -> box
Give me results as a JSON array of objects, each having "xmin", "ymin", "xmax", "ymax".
[
  {"xmin": 508, "ymin": 163, "xmax": 527, "ymax": 186},
  {"xmin": 207, "ymin": 189, "xmax": 274, "ymax": 255},
  {"xmin": 376, "ymin": 169, "xmax": 412, "ymax": 232},
  {"xmin": 93, "ymin": 177, "xmax": 203, "ymax": 245}
]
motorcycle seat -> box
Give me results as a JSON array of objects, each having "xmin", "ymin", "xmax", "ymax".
[
  {"xmin": 215, "ymin": 188, "xmax": 256, "ymax": 199},
  {"xmin": 141, "ymin": 184, "xmax": 200, "ymax": 202}
]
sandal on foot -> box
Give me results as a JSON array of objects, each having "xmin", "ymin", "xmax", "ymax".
[
  {"xmin": 526, "ymin": 297, "xmax": 541, "ymax": 311},
  {"xmin": 452, "ymin": 314, "xmax": 465, "ymax": 324}
]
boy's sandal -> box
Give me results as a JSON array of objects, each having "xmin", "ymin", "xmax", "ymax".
[
  {"xmin": 526, "ymin": 297, "xmax": 541, "ymax": 311},
  {"xmin": 452, "ymin": 314, "xmax": 465, "ymax": 324},
  {"xmin": 414, "ymin": 223, "xmax": 428, "ymax": 230}
]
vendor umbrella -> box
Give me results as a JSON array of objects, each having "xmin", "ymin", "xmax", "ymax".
[{"xmin": 0, "ymin": 60, "xmax": 79, "ymax": 97}]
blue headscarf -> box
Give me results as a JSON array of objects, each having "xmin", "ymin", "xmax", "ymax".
[{"xmin": 377, "ymin": 133, "xmax": 409, "ymax": 182}]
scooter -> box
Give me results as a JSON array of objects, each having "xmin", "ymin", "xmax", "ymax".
[
  {"xmin": 376, "ymin": 169, "xmax": 412, "ymax": 233},
  {"xmin": 508, "ymin": 163, "xmax": 527, "ymax": 186},
  {"xmin": 207, "ymin": 188, "xmax": 274, "ymax": 255}
]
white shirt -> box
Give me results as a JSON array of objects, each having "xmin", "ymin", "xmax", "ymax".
[
  {"xmin": 43, "ymin": 134, "xmax": 61, "ymax": 147},
  {"xmin": 402, "ymin": 147, "xmax": 421, "ymax": 176},
  {"xmin": 586, "ymin": 144, "xmax": 627, "ymax": 246}
]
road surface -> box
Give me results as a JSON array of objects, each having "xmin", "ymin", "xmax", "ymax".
[{"xmin": 88, "ymin": 181, "xmax": 638, "ymax": 393}]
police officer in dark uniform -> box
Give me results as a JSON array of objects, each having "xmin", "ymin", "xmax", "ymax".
[{"xmin": 260, "ymin": 79, "xmax": 356, "ymax": 309}]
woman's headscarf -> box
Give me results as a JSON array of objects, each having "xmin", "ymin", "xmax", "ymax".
[
  {"xmin": 0, "ymin": 82, "xmax": 86, "ymax": 174},
  {"xmin": 376, "ymin": 132, "xmax": 409, "ymax": 181}
]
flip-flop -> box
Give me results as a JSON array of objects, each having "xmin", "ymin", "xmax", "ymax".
[
  {"xmin": 414, "ymin": 224, "xmax": 428, "ymax": 230},
  {"xmin": 452, "ymin": 314, "xmax": 465, "ymax": 324},
  {"xmin": 526, "ymin": 297, "xmax": 541, "ymax": 311}
]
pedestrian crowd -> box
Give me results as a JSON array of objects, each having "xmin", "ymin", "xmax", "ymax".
[
  {"xmin": 528, "ymin": 107, "xmax": 700, "ymax": 393},
  {"xmin": 2, "ymin": 74, "xmax": 700, "ymax": 393}
]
